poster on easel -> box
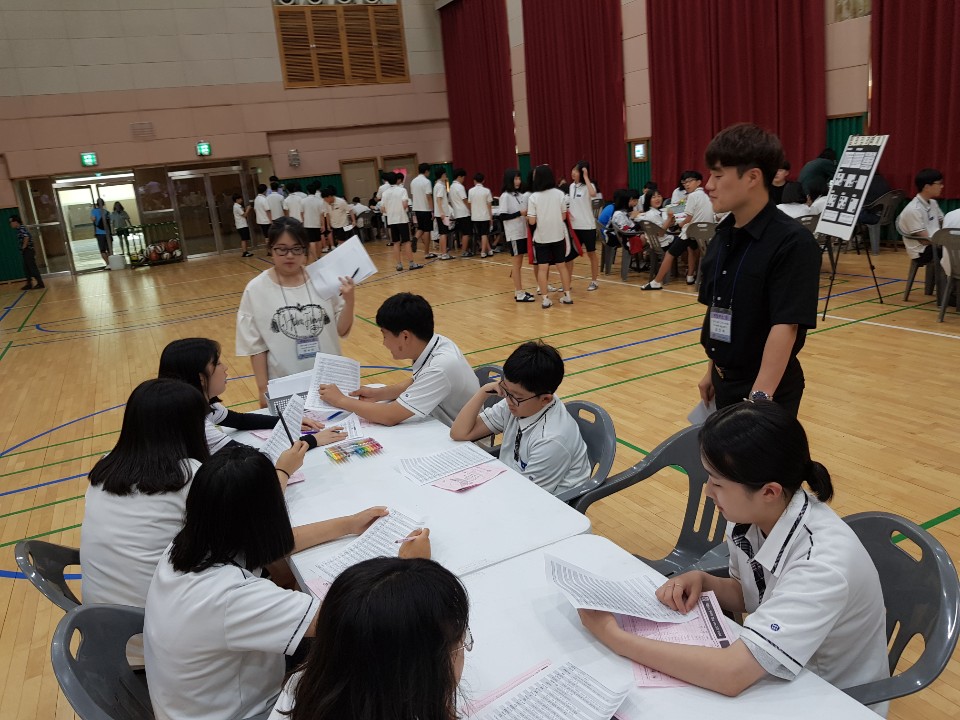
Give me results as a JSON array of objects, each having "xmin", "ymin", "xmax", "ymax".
[{"xmin": 815, "ymin": 135, "xmax": 889, "ymax": 241}]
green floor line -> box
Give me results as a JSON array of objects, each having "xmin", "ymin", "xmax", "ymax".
[
  {"xmin": 567, "ymin": 341, "xmax": 701, "ymax": 377},
  {"xmin": 0, "ymin": 340, "xmax": 11, "ymax": 364},
  {"xmin": 16, "ymin": 289, "xmax": 47, "ymax": 332},
  {"xmin": 0, "ymin": 451, "xmax": 103, "ymax": 479},
  {"xmin": 0, "ymin": 495, "xmax": 84, "ymax": 520},
  {"xmin": 357, "ymin": 316, "xmax": 378, "ymax": 327},
  {"xmin": 0, "ymin": 523, "xmax": 82, "ymax": 549},
  {"xmin": 0, "ymin": 430, "xmax": 120, "ymax": 459},
  {"xmin": 616, "ymin": 438, "xmax": 649, "ymax": 456}
]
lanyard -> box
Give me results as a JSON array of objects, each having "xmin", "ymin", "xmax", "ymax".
[
  {"xmin": 277, "ymin": 269, "xmax": 316, "ymax": 308},
  {"xmin": 711, "ymin": 237, "xmax": 752, "ymax": 310}
]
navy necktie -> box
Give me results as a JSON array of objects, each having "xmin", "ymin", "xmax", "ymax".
[{"xmin": 732, "ymin": 523, "xmax": 766, "ymax": 602}]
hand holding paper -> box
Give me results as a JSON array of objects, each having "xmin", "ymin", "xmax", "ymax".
[
  {"xmin": 261, "ymin": 393, "xmax": 307, "ymax": 464},
  {"xmin": 304, "ymin": 353, "xmax": 361, "ymax": 412},
  {"xmin": 305, "ymin": 236, "xmax": 377, "ymax": 299}
]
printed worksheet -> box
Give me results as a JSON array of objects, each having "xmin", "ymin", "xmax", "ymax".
[
  {"xmin": 260, "ymin": 392, "xmax": 305, "ymax": 464},
  {"xmin": 398, "ymin": 443, "xmax": 494, "ymax": 485},
  {"xmin": 545, "ymin": 556, "xmax": 694, "ymax": 623},
  {"xmin": 304, "ymin": 353, "xmax": 361, "ymax": 412},
  {"xmin": 315, "ymin": 509, "xmax": 422, "ymax": 582},
  {"xmin": 470, "ymin": 662, "xmax": 630, "ymax": 720},
  {"xmin": 305, "ymin": 236, "xmax": 377, "ymax": 299}
]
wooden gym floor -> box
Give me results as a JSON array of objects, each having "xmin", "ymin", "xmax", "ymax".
[{"xmin": 1, "ymin": 238, "xmax": 958, "ymax": 720}]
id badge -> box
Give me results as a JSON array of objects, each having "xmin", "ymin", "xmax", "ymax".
[
  {"xmin": 296, "ymin": 337, "xmax": 320, "ymax": 360},
  {"xmin": 709, "ymin": 307, "xmax": 733, "ymax": 343}
]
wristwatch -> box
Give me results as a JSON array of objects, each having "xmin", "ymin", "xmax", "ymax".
[{"xmin": 749, "ymin": 390, "xmax": 772, "ymax": 402}]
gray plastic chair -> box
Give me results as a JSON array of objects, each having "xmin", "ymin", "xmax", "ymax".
[
  {"xmin": 574, "ymin": 425, "xmax": 727, "ymax": 577},
  {"xmin": 900, "ymin": 233, "xmax": 933, "ymax": 301},
  {"xmin": 555, "ymin": 401, "xmax": 617, "ymax": 505},
  {"xmin": 15, "ymin": 539, "xmax": 81, "ymax": 611},
  {"xmin": 796, "ymin": 213, "xmax": 820, "ymax": 234},
  {"xmin": 473, "ymin": 365, "xmax": 503, "ymax": 411},
  {"xmin": 932, "ymin": 228, "xmax": 960, "ymax": 322},
  {"xmin": 684, "ymin": 221, "xmax": 716, "ymax": 256},
  {"xmin": 637, "ymin": 220, "xmax": 666, "ymax": 280},
  {"xmin": 51, "ymin": 604, "xmax": 154, "ymax": 720},
  {"xmin": 842, "ymin": 512, "xmax": 960, "ymax": 706},
  {"xmin": 864, "ymin": 189, "xmax": 906, "ymax": 252}
]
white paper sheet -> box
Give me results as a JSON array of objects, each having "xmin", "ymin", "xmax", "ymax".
[
  {"xmin": 687, "ymin": 398, "xmax": 715, "ymax": 425},
  {"xmin": 398, "ymin": 443, "xmax": 494, "ymax": 486},
  {"xmin": 432, "ymin": 463, "xmax": 506, "ymax": 492},
  {"xmin": 325, "ymin": 413, "xmax": 363, "ymax": 440},
  {"xmin": 315, "ymin": 508, "xmax": 422, "ymax": 582},
  {"xmin": 260, "ymin": 393, "xmax": 306, "ymax": 464},
  {"xmin": 545, "ymin": 555, "xmax": 695, "ymax": 623},
  {"xmin": 305, "ymin": 236, "xmax": 377, "ymax": 299},
  {"xmin": 267, "ymin": 370, "xmax": 313, "ymax": 403},
  {"xmin": 470, "ymin": 661, "xmax": 630, "ymax": 720},
  {"xmin": 304, "ymin": 353, "xmax": 361, "ymax": 412}
]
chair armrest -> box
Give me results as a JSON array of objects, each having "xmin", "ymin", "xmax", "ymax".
[{"xmin": 572, "ymin": 458, "xmax": 664, "ymax": 513}]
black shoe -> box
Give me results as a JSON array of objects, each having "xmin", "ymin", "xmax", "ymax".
[
  {"xmin": 35, "ymin": 283, "xmax": 45, "ymax": 289},
  {"xmin": 21, "ymin": 284, "xmax": 33, "ymax": 290},
  {"xmin": 241, "ymin": 251, "xmax": 253, "ymax": 257}
]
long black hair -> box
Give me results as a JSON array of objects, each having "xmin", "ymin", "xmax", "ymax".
[
  {"xmin": 268, "ymin": 216, "xmax": 309, "ymax": 249},
  {"xmin": 700, "ymin": 400, "xmax": 834, "ymax": 502},
  {"xmin": 286, "ymin": 557, "xmax": 469, "ymax": 720},
  {"xmin": 88, "ymin": 379, "xmax": 210, "ymax": 496},
  {"xmin": 501, "ymin": 168, "xmax": 522, "ymax": 194},
  {"xmin": 170, "ymin": 445, "xmax": 294, "ymax": 573},
  {"xmin": 531, "ymin": 164, "xmax": 557, "ymax": 193},
  {"xmin": 158, "ymin": 337, "xmax": 221, "ymax": 403},
  {"xmin": 613, "ymin": 189, "xmax": 633, "ymax": 212}
]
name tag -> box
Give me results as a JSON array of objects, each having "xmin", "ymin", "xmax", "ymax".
[
  {"xmin": 296, "ymin": 337, "xmax": 320, "ymax": 360},
  {"xmin": 709, "ymin": 307, "xmax": 733, "ymax": 343}
]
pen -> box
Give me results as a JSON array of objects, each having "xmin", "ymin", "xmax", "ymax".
[
  {"xmin": 394, "ymin": 536, "xmax": 418, "ymax": 544},
  {"xmin": 351, "ymin": 268, "xmax": 360, "ymax": 278},
  {"xmin": 277, "ymin": 412, "xmax": 295, "ymax": 445},
  {"xmin": 328, "ymin": 411, "xmax": 345, "ymax": 421}
]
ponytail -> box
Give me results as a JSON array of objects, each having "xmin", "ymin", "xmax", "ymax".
[{"xmin": 806, "ymin": 460, "xmax": 834, "ymax": 502}]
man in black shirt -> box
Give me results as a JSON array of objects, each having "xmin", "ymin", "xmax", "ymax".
[
  {"xmin": 769, "ymin": 159, "xmax": 790, "ymax": 206},
  {"xmin": 697, "ymin": 124, "xmax": 820, "ymax": 417}
]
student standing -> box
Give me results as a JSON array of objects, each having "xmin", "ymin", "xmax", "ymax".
[
  {"xmin": 283, "ymin": 183, "xmax": 305, "ymax": 223},
  {"xmin": 8, "ymin": 215, "xmax": 44, "ymax": 290},
  {"xmin": 499, "ymin": 169, "xmax": 534, "ymax": 302},
  {"xmin": 267, "ymin": 182, "xmax": 286, "ymax": 222},
  {"xmin": 448, "ymin": 168, "xmax": 472, "ymax": 256},
  {"xmin": 110, "ymin": 202, "xmax": 132, "ymax": 255},
  {"xmin": 91, "ymin": 198, "xmax": 112, "ymax": 268},
  {"xmin": 317, "ymin": 293, "xmax": 479, "ymax": 426},
  {"xmin": 578, "ymin": 401, "xmax": 889, "ymax": 709},
  {"xmin": 568, "ymin": 161, "xmax": 600, "ymax": 290},
  {"xmin": 321, "ymin": 187, "xmax": 355, "ymax": 249},
  {"xmin": 527, "ymin": 164, "xmax": 573, "ymax": 308},
  {"xmin": 381, "ymin": 172, "xmax": 422, "ymax": 271},
  {"xmin": 302, "ymin": 183, "xmax": 325, "ymax": 257},
  {"xmin": 269, "ymin": 557, "xmax": 464, "ymax": 720},
  {"xmin": 254, "ymin": 184, "xmax": 272, "ymax": 240},
  {"xmin": 232, "ymin": 194, "xmax": 254, "ymax": 257},
  {"xmin": 433, "ymin": 167, "xmax": 454, "ymax": 260},
  {"xmin": 236, "ymin": 218, "xmax": 356, "ymax": 408},
  {"xmin": 468, "ymin": 173, "xmax": 494, "ymax": 257},
  {"xmin": 411, "ymin": 163, "xmax": 436, "ymax": 259},
  {"xmin": 696, "ymin": 123, "xmax": 820, "ymax": 417}
]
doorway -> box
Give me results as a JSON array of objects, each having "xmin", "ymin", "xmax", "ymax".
[
  {"xmin": 340, "ymin": 158, "xmax": 379, "ymax": 204},
  {"xmin": 169, "ymin": 167, "xmax": 246, "ymax": 256},
  {"xmin": 381, "ymin": 154, "xmax": 418, "ymax": 191}
]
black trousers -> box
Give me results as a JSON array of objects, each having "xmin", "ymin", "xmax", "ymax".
[
  {"xmin": 21, "ymin": 248, "xmax": 43, "ymax": 284},
  {"xmin": 712, "ymin": 356, "xmax": 805, "ymax": 418}
]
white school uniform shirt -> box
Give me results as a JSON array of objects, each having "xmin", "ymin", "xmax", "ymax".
[
  {"xmin": 236, "ymin": 270, "xmax": 344, "ymax": 381},
  {"xmin": 410, "ymin": 174, "xmax": 433, "ymax": 212},
  {"xmin": 680, "ymin": 187, "xmax": 713, "ymax": 239},
  {"xmin": 206, "ymin": 402, "xmax": 236, "ymax": 453},
  {"xmin": 896, "ymin": 194, "xmax": 943, "ymax": 259},
  {"xmin": 233, "ymin": 203, "xmax": 248, "ymax": 230},
  {"xmin": 381, "ymin": 185, "xmax": 409, "ymax": 226},
  {"xmin": 396, "ymin": 334, "xmax": 480, "ymax": 426},
  {"xmin": 376, "ymin": 181, "xmax": 389, "ymax": 201},
  {"xmin": 568, "ymin": 182, "xmax": 595, "ymax": 230},
  {"xmin": 611, "ymin": 209, "xmax": 637, "ymax": 234},
  {"xmin": 671, "ymin": 187, "xmax": 687, "ymax": 205},
  {"xmin": 433, "ymin": 180, "xmax": 450, "ymax": 218},
  {"xmin": 283, "ymin": 193, "xmax": 304, "ymax": 223},
  {"xmin": 254, "ymin": 194, "xmax": 271, "ymax": 225},
  {"xmin": 449, "ymin": 180, "xmax": 470, "ymax": 218},
  {"xmin": 941, "ymin": 209, "xmax": 960, "ymax": 275},
  {"xmin": 325, "ymin": 197, "xmax": 351, "ymax": 229},
  {"xmin": 480, "ymin": 397, "xmax": 589, "ymax": 496},
  {"xmin": 729, "ymin": 490, "xmax": 889, "ymax": 708},
  {"xmin": 266, "ymin": 192, "xmax": 285, "ymax": 221},
  {"xmin": 809, "ymin": 195, "xmax": 828, "ymax": 216},
  {"xmin": 302, "ymin": 194, "xmax": 324, "ymax": 229},
  {"xmin": 499, "ymin": 191, "xmax": 528, "ymax": 242},
  {"xmin": 468, "ymin": 185, "xmax": 493, "ymax": 221},
  {"xmin": 267, "ymin": 671, "xmax": 301, "ymax": 719},
  {"xmin": 352, "ymin": 202, "xmax": 369, "ymax": 216},
  {"xmin": 144, "ymin": 549, "xmax": 320, "ymax": 720},
  {"xmin": 527, "ymin": 188, "xmax": 569, "ymax": 244}
]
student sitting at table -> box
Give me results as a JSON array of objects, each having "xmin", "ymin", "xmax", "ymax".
[
  {"xmin": 450, "ymin": 341, "xmax": 590, "ymax": 496},
  {"xmin": 317, "ymin": 292, "xmax": 479, "ymax": 426},
  {"xmin": 159, "ymin": 337, "xmax": 345, "ymax": 453},
  {"xmin": 144, "ymin": 445, "xmax": 430, "ymax": 720},
  {"xmin": 577, "ymin": 401, "xmax": 889, "ymax": 708},
  {"xmin": 269, "ymin": 557, "xmax": 467, "ymax": 720}
]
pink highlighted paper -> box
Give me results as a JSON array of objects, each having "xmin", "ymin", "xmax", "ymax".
[
  {"xmin": 305, "ymin": 578, "xmax": 331, "ymax": 601},
  {"xmin": 432, "ymin": 463, "xmax": 506, "ymax": 492}
]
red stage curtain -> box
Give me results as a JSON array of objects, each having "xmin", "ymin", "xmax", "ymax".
[
  {"xmin": 522, "ymin": 0, "xmax": 626, "ymax": 195},
  {"xmin": 871, "ymin": 0, "xmax": 960, "ymax": 194},
  {"xmin": 439, "ymin": 0, "xmax": 516, "ymax": 184},
  {"xmin": 647, "ymin": 0, "xmax": 825, "ymax": 190}
]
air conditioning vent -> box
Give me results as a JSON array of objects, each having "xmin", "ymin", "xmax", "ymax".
[{"xmin": 130, "ymin": 122, "xmax": 155, "ymax": 141}]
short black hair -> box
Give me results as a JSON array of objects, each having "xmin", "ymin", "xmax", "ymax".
[
  {"xmin": 503, "ymin": 341, "xmax": 564, "ymax": 396},
  {"xmin": 453, "ymin": 168, "xmax": 466, "ymax": 180},
  {"xmin": 818, "ymin": 148, "xmax": 837, "ymax": 161},
  {"xmin": 394, "ymin": 172, "xmax": 405, "ymax": 185},
  {"xmin": 433, "ymin": 165, "xmax": 448, "ymax": 180},
  {"xmin": 232, "ymin": 193, "xmax": 242, "ymax": 202},
  {"xmin": 531, "ymin": 165, "xmax": 557, "ymax": 193},
  {"xmin": 418, "ymin": 162, "xmax": 431, "ymax": 174},
  {"xmin": 473, "ymin": 172, "xmax": 484, "ymax": 183},
  {"xmin": 267, "ymin": 216, "xmax": 308, "ymax": 248},
  {"xmin": 8, "ymin": 214, "xmax": 21, "ymax": 224},
  {"xmin": 915, "ymin": 168, "xmax": 943, "ymax": 193},
  {"xmin": 288, "ymin": 182, "xmax": 301, "ymax": 194},
  {"xmin": 351, "ymin": 196, "xmax": 360, "ymax": 203},
  {"xmin": 613, "ymin": 189, "xmax": 633, "ymax": 212},
  {"xmin": 321, "ymin": 187, "xmax": 335, "ymax": 199},
  {"xmin": 704, "ymin": 122, "xmax": 786, "ymax": 189},
  {"xmin": 780, "ymin": 181, "xmax": 806, "ymax": 205},
  {"xmin": 806, "ymin": 176, "xmax": 828, "ymax": 201},
  {"xmin": 375, "ymin": 292, "xmax": 434, "ymax": 342},
  {"xmin": 269, "ymin": 175, "xmax": 280, "ymax": 182},
  {"xmin": 641, "ymin": 181, "xmax": 658, "ymax": 192},
  {"xmin": 170, "ymin": 445, "xmax": 294, "ymax": 573},
  {"xmin": 306, "ymin": 182, "xmax": 318, "ymax": 194},
  {"xmin": 257, "ymin": 184, "xmax": 268, "ymax": 194},
  {"xmin": 780, "ymin": 160, "xmax": 791, "ymax": 171},
  {"xmin": 680, "ymin": 170, "xmax": 703, "ymax": 183},
  {"xmin": 270, "ymin": 181, "xmax": 280, "ymax": 191}
]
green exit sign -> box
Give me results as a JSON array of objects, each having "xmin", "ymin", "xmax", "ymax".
[
  {"xmin": 196, "ymin": 141, "xmax": 211, "ymax": 157},
  {"xmin": 80, "ymin": 152, "xmax": 98, "ymax": 167}
]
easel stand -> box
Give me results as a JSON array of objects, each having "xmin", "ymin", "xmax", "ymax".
[{"xmin": 820, "ymin": 235, "xmax": 883, "ymax": 320}]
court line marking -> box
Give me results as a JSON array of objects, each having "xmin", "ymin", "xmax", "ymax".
[
  {"xmin": 823, "ymin": 315, "xmax": 960, "ymax": 340},
  {"xmin": 0, "ymin": 290, "xmax": 26, "ymax": 324},
  {"xmin": 15, "ymin": 289, "xmax": 47, "ymax": 332}
]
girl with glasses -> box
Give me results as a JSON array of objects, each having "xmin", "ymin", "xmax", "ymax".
[{"xmin": 237, "ymin": 217, "xmax": 357, "ymax": 408}]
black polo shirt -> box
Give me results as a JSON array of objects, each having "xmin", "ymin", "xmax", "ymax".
[{"xmin": 698, "ymin": 203, "xmax": 820, "ymax": 379}]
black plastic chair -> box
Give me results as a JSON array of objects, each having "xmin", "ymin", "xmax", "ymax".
[
  {"xmin": 473, "ymin": 365, "xmax": 503, "ymax": 410},
  {"xmin": 15, "ymin": 539, "xmax": 81, "ymax": 611},
  {"xmin": 555, "ymin": 401, "xmax": 617, "ymax": 505},
  {"xmin": 842, "ymin": 512, "xmax": 960, "ymax": 706},
  {"xmin": 51, "ymin": 604, "xmax": 154, "ymax": 720},
  {"xmin": 574, "ymin": 425, "xmax": 727, "ymax": 577}
]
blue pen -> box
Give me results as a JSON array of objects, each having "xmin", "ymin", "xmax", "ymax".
[{"xmin": 327, "ymin": 411, "xmax": 345, "ymax": 421}]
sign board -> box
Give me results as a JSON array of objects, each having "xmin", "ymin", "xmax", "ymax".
[
  {"xmin": 196, "ymin": 141, "xmax": 212, "ymax": 157},
  {"xmin": 814, "ymin": 135, "xmax": 888, "ymax": 241},
  {"xmin": 80, "ymin": 151, "xmax": 98, "ymax": 167}
]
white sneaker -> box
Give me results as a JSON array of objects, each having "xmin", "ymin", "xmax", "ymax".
[
  {"xmin": 641, "ymin": 280, "xmax": 663, "ymax": 291},
  {"xmin": 439, "ymin": 253, "xmax": 452, "ymax": 260},
  {"xmin": 547, "ymin": 284, "xmax": 559, "ymax": 292},
  {"xmin": 686, "ymin": 275, "xmax": 696, "ymax": 285},
  {"xmin": 541, "ymin": 297, "xmax": 553, "ymax": 308},
  {"xmin": 560, "ymin": 295, "xmax": 574, "ymax": 305},
  {"xmin": 587, "ymin": 281, "xmax": 599, "ymax": 291}
]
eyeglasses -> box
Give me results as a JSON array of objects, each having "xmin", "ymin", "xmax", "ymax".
[
  {"xmin": 456, "ymin": 627, "xmax": 474, "ymax": 653},
  {"xmin": 498, "ymin": 381, "xmax": 538, "ymax": 407},
  {"xmin": 271, "ymin": 245, "xmax": 306, "ymax": 256}
]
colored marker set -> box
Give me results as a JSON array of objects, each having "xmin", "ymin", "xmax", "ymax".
[{"xmin": 324, "ymin": 437, "xmax": 384, "ymax": 464}]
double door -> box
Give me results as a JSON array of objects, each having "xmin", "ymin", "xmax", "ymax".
[{"xmin": 170, "ymin": 169, "xmax": 248, "ymax": 256}]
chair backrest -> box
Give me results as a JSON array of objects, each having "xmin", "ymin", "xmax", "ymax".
[
  {"xmin": 931, "ymin": 228, "xmax": 960, "ymax": 279},
  {"xmin": 473, "ymin": 365, "xmax": 503, "ymax": 410},
  {"xmin": 51, "ymin": 604, "xmax": 155, "ymax": 720},
  {"xmin": 555, "ymin": 401, "xmax": 617, "ymax": 503},
  {"xmin": 867, "ymin": 190, "xmax": 906, "ymax": 227},
  {"xmin": 356, "ymin": 210, "xmax": 372, "ymax": 227},
  {"xmin": 841, "ymin": 512, "xmax": 960, "ymax": 706},
  {"xmin": 637, "ymin": 219, "xmax": 664, "ymax": 250},
  {"xmin": 15, "ymin": 540, "xmax": 81, "ymax": 612},
  {"xmin": 684, "ymin": 222, "xmax": 716, "ymax": 254},
  {"xmin": 796, "ymin": 214, "xmax": 820, "ymax": 234}
]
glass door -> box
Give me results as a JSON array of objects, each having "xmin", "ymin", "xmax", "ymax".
[
  {"xmin": 96, "ymin": 183, "xmax": 141, "ymax": 258},
  {"xmin": 56, "ymin": 185, "xmax": 105, "ymax": 272},
  {"xmin": 209, "ymin": 173, "xmax": 246, "ymax": 253},
  {"xmin": 172, "ymin": 175, "xmax": 217, "ymax": 255}
]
